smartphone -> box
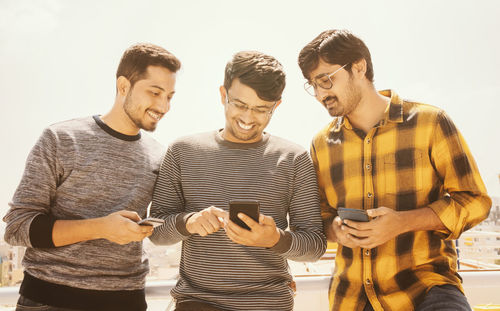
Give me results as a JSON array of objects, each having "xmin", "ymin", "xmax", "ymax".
[
  {"xmin": 137, "ymin": 217, "xmax": 165, "ymax": 228},
  {"xmin": 337, "ymin": 207, "xmax": 369, "ymax": 222},
  {"xmin": 229, "ymin": 200, "xmax": 260, "ymax": 230}
]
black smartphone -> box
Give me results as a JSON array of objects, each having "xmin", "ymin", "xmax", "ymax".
[
  {"xmin": 337, "ymin": 207, "xmax": 369, "ymax": 222},
  {"xmin": 229, "ymin": 200, "xmax": 260, "ymax": 230},
  {"xmin": 137, "ymin": 217, "xmax": 165, "ymax": 228}
]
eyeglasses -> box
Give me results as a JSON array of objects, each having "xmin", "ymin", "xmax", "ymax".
[
  {"xmin": 304, "ymin": 63, "xmax": 348, "ymax": 96},
  {"xmin": 225, "ymin": 92, "xmax": 276, "ymax": 116}
]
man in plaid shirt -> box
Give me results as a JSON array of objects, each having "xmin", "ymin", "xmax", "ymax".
[{"xmin": 298, "ymin": 29, "xmax": 491, "ymax": 311}]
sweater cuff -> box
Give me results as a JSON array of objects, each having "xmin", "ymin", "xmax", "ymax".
[
  {"xmin": 268, "ymin": 229, "xmax": 292, "ymax": 254},
  {"xmin": 29, "ymin": 214, "xmax": 56, "ymax": 248},
  {"xmin": 175, "ymin": 212, "xmax": 196, "ymax": 236}
]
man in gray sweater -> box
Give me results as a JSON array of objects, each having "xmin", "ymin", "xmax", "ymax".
[
  {"xmin": 150, "ymin": 51, "xmax": 327, "ymax": 311},
  {"xmin": 3, "ymin": 43, "xmax": 181, "ymax": 311}
]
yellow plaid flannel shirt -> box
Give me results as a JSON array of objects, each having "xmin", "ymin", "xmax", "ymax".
[{"xmin": 310, "ymin": 90, "xmax": 491, "ymax": 311}]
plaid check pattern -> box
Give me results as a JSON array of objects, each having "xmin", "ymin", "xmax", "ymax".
[{"xmin": 310, "ymin": 90, "xmax": 491, "ymax": 311}]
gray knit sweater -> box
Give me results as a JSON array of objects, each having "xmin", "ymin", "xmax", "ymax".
[{"xmin": 3, "ymin": 116, "xmax": 164, "ymax": 291}]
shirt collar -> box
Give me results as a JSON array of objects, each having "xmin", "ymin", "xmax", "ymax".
[{"xmin": 330, "ymin": 89, "xmax": 404, "ymax": 133}]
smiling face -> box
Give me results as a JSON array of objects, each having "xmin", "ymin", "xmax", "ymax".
[
  {"xmin": 122, "ymin": 65, "xmax": 176, "ymax": 132},
  {"xmin": 308, "ymin": 59, "xmax": 362, "ymax": 118},
  {"xmin": 220, "ymin": 79, "xmax": 280, "ymax": 144}
]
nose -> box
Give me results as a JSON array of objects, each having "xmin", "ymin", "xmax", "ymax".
[
  {"xmin": 158, "ymin": 97, "xmax": 171, "ymax": 114},
  {"xmin": 239, "ymin": 108, "xmax": 255, "ymax": 123}
]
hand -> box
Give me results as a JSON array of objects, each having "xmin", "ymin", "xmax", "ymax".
[
  {"xmin": 330, "ymin": 216, "xmax": 362, "ymax": 249},
  {"xmin": 340, "ymin": 207, "xmax": 407, "ymax": 249},
  {"xmin": 100, "ymin": 210, "xmax": 153, "ymax": 245},
  {"xmin": 186, "ymin": 206, "xmax": 227, "ymax": 236},
  {"xmin": 224, "ymin": 213, "xmax": 280, "ymax": 248}
]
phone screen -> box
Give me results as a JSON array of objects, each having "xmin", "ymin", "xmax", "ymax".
[{"xmin": 229, "ymin": 200, "xmax": 260, "ymax": 230}]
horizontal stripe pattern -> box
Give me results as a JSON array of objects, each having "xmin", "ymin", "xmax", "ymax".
[{"xmin": 150, "ymin": 130, "xmax": 326, "ymax": 311}]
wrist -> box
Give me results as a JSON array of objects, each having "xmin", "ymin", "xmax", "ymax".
[
  {"xmin": 269, "ymin": 228, "xmax": 281, "ymax": 247},
  {"xmin": 184, "ymin": 213, "xmax": 197, "ymax": 234},
  {"xmin": 90, "ymin": 217, "xmax": 108, "ymax": 240}
]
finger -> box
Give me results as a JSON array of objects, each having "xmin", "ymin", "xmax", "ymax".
[
  {"xmin": 344, "ymin": 233, "xmax": 364, "ymax": 247},
  {"xmin": 210, "ymin": 207, "xmax": 228, "ymax": 219},
  {"xmin": 200, "ymin": 220, "xmax": 217, "ymax": 234},
  {"xmin": 333, "ymin": 216, "xmax": 343, "ymax": 227},
  {"xmin": 119, "ymin": 210, "xmax": 141, "ymax": 222},
  {"xmin": 366, "ymin": 207, "xmax": 388, "ymax": 218},
  {"xmin": 225, "ymin": 224, "xmax": 246, "ymax": 244},
  {"xmin": 197, "ymin": 225, "xmax": 209, "ymax": 236},
  {"xmin": 260, "ymin": 215, "xmax": 276, "ymax": 226},
  {"xmin": 355, "ymin": 237, "xmax": 376, "ymax": 249},
  {"xmin": 207, "ymin": 215, "xmax": 223, "ymax": 231},
  {"xmin": 227, "ymin": 219, "xmax": 247, "ymax": 234},
  {"xmin": 342, "ymin": 223, "xmax": 371, "ymax": 238},
  {"xmin": 238, "ymin": 213, "xmax": 259, "ymax": 230},
  {"xmin": 139, "ymin": 224, "xmax": 154, "ymax": 234}
]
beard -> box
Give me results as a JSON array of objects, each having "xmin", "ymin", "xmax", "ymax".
[
  {"xmin": 324, "ymin": 77, "xmax": 362, "ymax": 117},
  {"xmin": 123, "ymin": 92, "xmax": 157, "ymax": 132},
  {"xmin": 227, "ymin": 125, "xmax": 260, "ymax": 142}
]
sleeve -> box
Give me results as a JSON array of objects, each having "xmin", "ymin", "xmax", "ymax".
[
  {"xmin": 3, "ymin": 128, "xmax": 62, "ymax": 248},
  {"xmin": 271, "ymin": 151, "xmax": 327, "ymax": 262},
  {"xmin": 427, "ymin": 111, "xmax": 492, "ymax": 240},
  {"xmin": 310, "ymin": 141, "xmax": 338, "ymax": 229},
  {"xmin": 149, "ymin": 145, "xmax": 192, "ymax": 245}
]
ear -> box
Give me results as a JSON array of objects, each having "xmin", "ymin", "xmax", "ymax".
[
  {"xmin": 219, "ymin": 85, "xmax": 227, "ymax": 106},
  {"xmin": 116, "ymin": 76, "xmax": 131, "ymax": 97},
  {"xmin": 351, "ymin": 58, "xmax": 367, "ymax": 79}
]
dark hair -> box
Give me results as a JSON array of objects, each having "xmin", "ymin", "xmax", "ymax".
[
  {"xmin": 298, "ymin": 29, "xmax": 374, "ymax": 82},
  {"xmin": 224, "ymin": 51, "xmax": 286, "ymax": 102},
  {"xmin": 116, "ymin": 43, "xmax": 181, "ymax": 86}
]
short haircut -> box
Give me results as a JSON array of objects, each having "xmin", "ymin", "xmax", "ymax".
[
  {"xmin": 116, "ymin": 43, "xmax": 181, "ymax": 86},
  {"xmin": 298, "ymin": 29, "xmax": 374, "ymax": 82},
  {"xmin": 224, "ymin": 51, "xmax": 286, "ymax": 102}
]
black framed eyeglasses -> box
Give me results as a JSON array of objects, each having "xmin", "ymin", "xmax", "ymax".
[
  {"xmin": 304, "ymin": 63, "xmax": 348, "ymax": 96},
  {"xmin": 225, "ymin": 91, "xmax": 276, "ymax": 116}
]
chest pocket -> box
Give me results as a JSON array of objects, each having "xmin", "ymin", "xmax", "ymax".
[{"xmin": 384, "ymin": 150, "xmax": 423, "ymax": 195}]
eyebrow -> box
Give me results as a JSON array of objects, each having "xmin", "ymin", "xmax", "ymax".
[
  {"xmin": 313, "ymin": 72, "xmax": 329, "ymax": 80},
  {"xmin": 229, "ymin": 96, "xmax": 274, "ymax": 109},
  {"xmin": 150, "ymin": 85, "xmax": 165, "ymax": 92}
]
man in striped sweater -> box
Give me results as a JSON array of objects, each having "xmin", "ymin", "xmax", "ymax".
[{"xmin": 150, "ymin": 51, "xmax": 327, "ymax": 311}]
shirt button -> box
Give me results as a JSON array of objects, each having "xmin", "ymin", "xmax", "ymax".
[
  {"xmin": 366, "ymin": 279, "xmax": 371, "ymax": 285},
  {"xmin": 366, "ymin": 164, "xmax": 371, "ymax": 170},
  {"xmin": 365, "ymin": 249, "xmax": 370, "ymax": 256},
  {"xmin": 367, "ymin": 192, "xmax": 373, "ymax": 198},
  {"xmin": 366, "ymin": 138, "xmax": 371, "ymax": 144}
]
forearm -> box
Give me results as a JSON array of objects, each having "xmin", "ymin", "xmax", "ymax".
[
  {"xmin": 52, "ymin": 218, "xmax": 105, "ymax": 247},
  {"xmin": 149, "ymin": 213, "xmax": 191, "ymax": 245},
  {"xmin": 400, "ymin": 207, "xmax": 446, "ymax": 233},
  {"xmin": 276, "ymin": 229, "xmax": 327, "ymax": 262}
]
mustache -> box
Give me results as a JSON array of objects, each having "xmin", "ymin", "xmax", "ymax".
[{"xmin": 322, "ymin": 96, "xmax": 337, "ymax": 105}]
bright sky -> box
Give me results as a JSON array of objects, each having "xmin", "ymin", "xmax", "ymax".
[{"xmin": 1, "ymin": 0, "xmax": 499, "ymax": 221}]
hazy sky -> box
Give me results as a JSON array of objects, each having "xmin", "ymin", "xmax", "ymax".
[{"xmin": 1, "ymin": 0, "xmax": 499, "ymax": 221}]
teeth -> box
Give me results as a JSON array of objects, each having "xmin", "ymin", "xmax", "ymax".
[
  {"xmin": 147, "ymin": 110, "xmax": 161, "ymax": 121},
  {"xmin": 238, "ymin": 121, "xmax": 252, "ymax": 130}
]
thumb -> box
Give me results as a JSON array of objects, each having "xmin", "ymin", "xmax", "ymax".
[{"xmin": 366, "ymin": 207, "xmax": 389, "ymax": 218}]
